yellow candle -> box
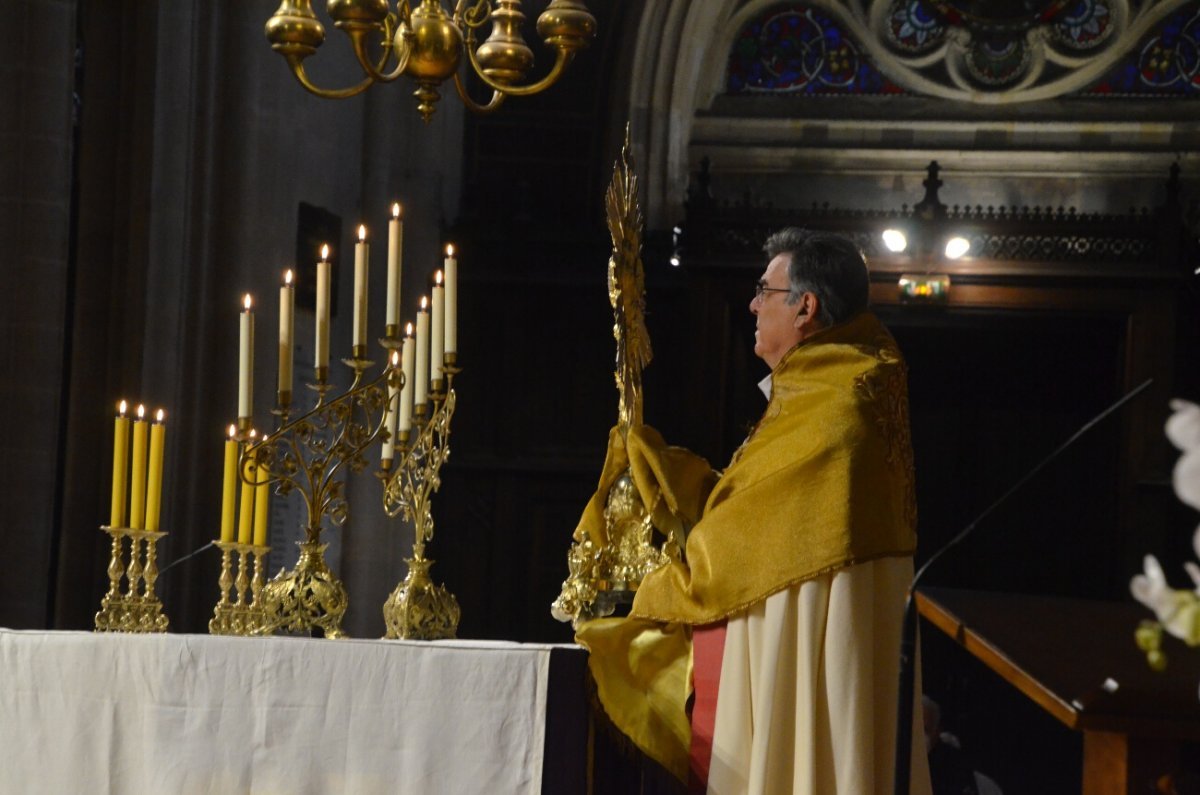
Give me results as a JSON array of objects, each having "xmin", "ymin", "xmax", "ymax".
[
  {"xmin": 431, "ymin": 271, "xmax": 445, "ymax": 386},
  {"xmin": 219, "ymin": 424, "xmax": 237, "ymax": 543},
  {"xmin": 279, "ymin": 270, "xmax": 294, "ymax": 400},
  {"xmin": 239, "ymin": 294, "xmax": 254, "ymax": 419},
  {"xmin": 316, "ymin": 244, "xmax": 331, "ymax": 372},
  {"xmin": 237, "ymin": 432, "xmax": 257, "ymax": 545},
  {"xmin": 444, "ymin": 244, "xmax": 457, "ymax": 355},
  {"xmin": 399, "ymin": 327, "xmax": 415, "ymax": 433},
  {"xmin": 386, "ymin": 203, "xmax": 403, "ymax": 330},
  {"xmin": 382, "ymin": 351, "xmax": 400, "ymax": 462},
  {"xmin": 253, "ymin": 455, "xmax": 270, "ymax": 547},
  {"xmin": 110, "ymin": 400, "xmax": 130, "ymax": 528},
  {"xmin": 129, "ymin": 404, "xmax": 148, "ymax": 530},
  {"xmin": 145, "ymin": 409, "xmax": 166, "ymax": 532},
  {"xmin": 415, "ymin": 297, "xmax": 429, "ymax": 407},
  {"xmin": 353, "ymin": 225, "xmax": 369, "ymax": 349}
]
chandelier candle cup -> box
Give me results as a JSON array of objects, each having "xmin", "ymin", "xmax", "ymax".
[
  {"xmin": 386, "ymin": 204, "xmax": 403, "ymax": 335},
  {"xmin": 110, "ymin": 400, "xmax": 130, "ymax": 528}
]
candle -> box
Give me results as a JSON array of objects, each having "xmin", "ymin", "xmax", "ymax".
[
  {"xmin": 444, "ymin": 244, "xmax": 457, "ymax": 355},
  {"xmin": 382, "ymin": 351, "xmax": 400, "ymax": 461},
  {"xmin": 253, "ymin": 454, "xmax": 270, "ymax": 547},
  {"xmin": 400, "ymin": 326, "xmax": 415, "ymax": 433},
  {"xmin": 387, "ymin": 203, "xmax": 403, "ymax": 331},
  {"xmin": 237, "ymin": 431, "xmax": 257, "ymax": 545},
  {"xmin": 316, "ymin": 244, "xmax": 330, "ymax": 372},
  {"xmin": 145, "ymin": 409, "xmax": 166, "ymax": 532},
  {"xmin": 415, "ymin": 297, "xmax": 430, "ymax": 407},
  {"xmin": 110, "ymin": 400, "xmax": 130, "ymax": 528},
  {"xmin": 279, "ymin": 270, "xmax": 294, "ymax": 400},
  {"xmin": 431, "ymin": 271, "xmax": 445, "ymax": 386},
  {"xmin": 353, "ymin": 225, "xmax": 368, "ymax": 350},
  {"xmin": 219, "ymin": 424, "xmax": 237, "ymax": 542},
  {"xmin": 239, "ymin": 294, "xmax": 254, "ymax": 419},
  {"xmin": 129, "ymin": 405, "xmax": 148, "ymax": 530}
]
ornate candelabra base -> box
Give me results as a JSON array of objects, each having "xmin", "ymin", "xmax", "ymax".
[
  {"xmin": 260, "ymin": 540, "xmax": 348, "ymax": 638},
  {"xmin": 94, "ymin": 526, "xmax": 169, "ymax": 633},
  {"xmin": 382, "ymin": 556, "xmax": 460, "ymax": 640},
  {"xmin": 208, "ymin": 541, "xmax": 271, "ymax": 636}
]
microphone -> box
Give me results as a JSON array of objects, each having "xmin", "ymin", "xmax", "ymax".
[{"xmin": 892, "ymin": 377, "xmax": 1153, "ymax": 795}]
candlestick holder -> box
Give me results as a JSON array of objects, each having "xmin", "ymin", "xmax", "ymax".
[
  {"xmin": 379, "ymin": 365, "xmax": 461, "ymax": 640},
  {"xmin": 208, "ymin": 541, "xmax": 271, "ymax": 635},
  {"xmin": 245, "ymin": 354, "xmax": 397, "ymax": 638},
  {"xmin": 94, "ymin": 525, "xmax": 169, "ymax": 633}
]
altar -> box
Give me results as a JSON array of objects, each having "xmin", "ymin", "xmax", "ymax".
[{"xmin": 0, "ymin": 629, "xmax": 589, "ymax": 794}]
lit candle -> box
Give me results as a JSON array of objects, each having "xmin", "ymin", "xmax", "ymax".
[
  {"xmin": 237, "ymin": 431, "xmax": 257, "ymax": 545},
  {"xmin": 382, "ymin": 351, "xmax": 400, "ymax": 462},
  {"xmin": 239, "ymin": 294, "xmax": 254, "ymax": 419},
  {"xmin": 386, "ymin": 203, "xmax": 403, "ymax": 331},
  {"xmin": 220, "ymin": 424, "xmax": 237, "ymax": 543},
  {"xmin": 253, "ymin": 454, "xmax": 270, "ymax": 547},
  {"xmin": 129, "ymin": 404, "xmax": 148, "ymax": 530},
  {"xmin": 431, "ymin": 270, "xmax": 445, "ymax": 386},
  {"xmin": 316, "ymin": 244, "xmax": 331, "ymax": 372},
  {"xmin": 444, "ymin": 244, "xmax": 457, "ymax": 356},
  {"xmin": 110, "ymin": 400, "xmax": 130, "ymax": 528},
  {"xmin": 145, "ymin": 409, "xmax": 166, "ymax": 532},
  {"xmin": 279, "ymin": 270, "xmax": 294, "ymax": 402},
  {"xmin": 415, "ymin": 297, "xmax": 430, "ymax": 407},
  {"xmin": 399, "ymin": 325, "xmax": 415, "ymax": 433},
  {"xmin": 353, "ymin": 225, "xmax": 368, "ymax": 350}
]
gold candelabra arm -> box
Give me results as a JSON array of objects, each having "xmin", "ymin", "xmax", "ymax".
[
  {"xmin": 347, "ymin": 15, "xmax": 414, "ymax": 83},
  {"xmin": 451, "ymin": 71, "xmax": 506, "ymax": 114},
  {"xmin": 284, "ymin": 53, "xmax": 377, "ymax": 100},
  {"xmin": 460, "ymin": 32, "xmax": 574, "ymax": 98}
]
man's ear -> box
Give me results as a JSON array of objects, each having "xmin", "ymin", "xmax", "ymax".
[{"xmin": 793, "ymin": 292, "xmax": 820, "ymax": 330}]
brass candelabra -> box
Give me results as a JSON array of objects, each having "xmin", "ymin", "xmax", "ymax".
[
  {"xmin": 94, "ymin": 526, "xmax": 170, "ymax": 633},
  {"xmin": 264, "ymin": 0, "xmax": 596, "ymax": 121},
  {"xmin": 244, "ymin": 349, "xmax": 397, "ymax": 638},
  {"xmin": 378, "ymin": 355, "xmax": 461, "ymax": 639}
]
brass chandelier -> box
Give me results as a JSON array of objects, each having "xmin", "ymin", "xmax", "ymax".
[{"xmin": 265, "ymin": 0, "xmax": 596, "ymax": 121}]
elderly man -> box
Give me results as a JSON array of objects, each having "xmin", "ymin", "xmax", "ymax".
[{"xmin": 577, "ymin": 228, "xmax": 932, "ymax": 794}]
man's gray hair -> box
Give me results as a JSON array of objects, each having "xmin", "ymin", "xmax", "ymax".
[{"xmin": 763, "ymin": 228, "xmax": 869, "ymax": 327}]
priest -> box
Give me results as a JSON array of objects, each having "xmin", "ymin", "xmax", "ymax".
[{"xmin": 577, "ymin": 228, "xmax": 933, "ymax": 794}]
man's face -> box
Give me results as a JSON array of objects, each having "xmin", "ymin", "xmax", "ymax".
[{"xmin": 750, "ymin": 254, "xmax": 804, "ymax": 368}]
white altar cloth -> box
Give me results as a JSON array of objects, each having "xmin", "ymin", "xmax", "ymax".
[{"xmin": 0, "ymin": 629, "xmax": 576, "ymax": 795}]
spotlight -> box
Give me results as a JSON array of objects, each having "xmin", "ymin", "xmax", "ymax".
[
  {"xmin": 944, "ymin": 236, "xmax": 970, "ymax": 260},
  {"xmin": 882, "ymin": 229, "xmax": 908, "ymax": 253}
]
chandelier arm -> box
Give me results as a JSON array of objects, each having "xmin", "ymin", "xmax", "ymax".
[
  {"xmin": 347, "ymin": 25, "xmax": 413, "ymax": 84},
  {"xmin": 463, "ymin": 43, "xmax": 574, "ymax": 97},
  {"xmin": 451, "ymin": 71, "xmax": 507, "ymax": 114},
  {"xmin": 285, "ymin": 53, "xmax": 376, "ymax": 99}
]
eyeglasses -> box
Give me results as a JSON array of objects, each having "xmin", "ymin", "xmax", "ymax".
[{"xmin": 754, "ymin": 281, "xmax": 791, "ymax": 301}]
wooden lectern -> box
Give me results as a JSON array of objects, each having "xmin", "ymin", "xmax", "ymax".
[{"xmin": 917, "ymin": 588, "xmax": 1200, "ymax": 794}]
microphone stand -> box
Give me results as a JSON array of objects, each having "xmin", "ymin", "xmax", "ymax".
[{"xmin": 892, "ymin": 378, "xmax": 1153, "ymax": 795}]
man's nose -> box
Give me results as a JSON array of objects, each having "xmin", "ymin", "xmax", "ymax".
[{"xmin": 749, "ymin": 295, "xmax": 759, "ymax": 314}]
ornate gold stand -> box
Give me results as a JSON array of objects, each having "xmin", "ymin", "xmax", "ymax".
[
  {"xmin": 208, "ymin": 540, "xmax": 271, "ymax": 636},
  {"xmin": 246, "ymin": 354, "xmax": 395, "ymax": 638},
  {"xmin": 381, "ymin": 364, "xmax": 461, "ymax": 639},
  {"xmin": 94, "ymin": 525, "xmax": 169, "ymax": 633}
]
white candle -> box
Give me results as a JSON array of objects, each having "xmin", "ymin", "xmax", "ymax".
[
  {"xmin": 386, "ymin": 203, "xmax": 403, "ymax": 330},
  {"xmin": 239, "ymin": 294, "xmax": 254, "ymax": 418},
  {"xmin": 316, "ymin": 244, "xmax": 330, "ymax": 371},
  {"xmin": 382, "ymin": 350, "xmax": 400, "ymax": 461},
  {"xmin": 399, "ymin": 325, "xmax": 414, "ymax": 432},
  {"xmin": 431, "ymin": 271, "xmax": 444, "ymax": 385},
  {"xmin": 353, "ymin": 225, "xmax": 368, "ymax": 349},
  {"xmin": 415, "ymin": 297, "xmax": 429, "ymax": 407},
  {"xmin": 278, "ymin": 270, "xmax": 294, "ymax": 398},
  {"xmin": 444, "ymin": 244, "xmax": 457, "ymax": 355}
]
